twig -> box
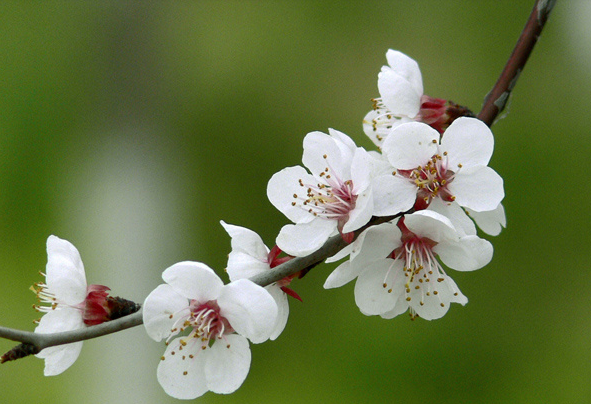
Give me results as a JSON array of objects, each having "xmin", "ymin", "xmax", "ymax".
[
  {"xmin": 0, "ymin": 0, "xmax": 556, "ymax": 361},
  {"xmin": 477, "ymin": 0, "xmax": 556, "ymax": 126}
]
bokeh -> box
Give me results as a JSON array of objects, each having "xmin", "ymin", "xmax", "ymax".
[{"xmin": 0, "ymin": 1, "xmax": 588, "ymax": 403}]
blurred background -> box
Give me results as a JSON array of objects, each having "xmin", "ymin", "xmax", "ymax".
[{"xmin": 0, "ymin": 1, "xmax": 588, "ymax": 403}]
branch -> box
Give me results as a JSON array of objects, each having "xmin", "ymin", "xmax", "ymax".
[
  {"xmin": 477, "ymin": 0, "xmax": 556, "ymax": 126},
  {"xmin": 0, "ymin": 310, "xmax": 143, "ymax": 351},
  {"xmin": 1, "ymin": 0, "xmax": 557, "ymax": 363}
]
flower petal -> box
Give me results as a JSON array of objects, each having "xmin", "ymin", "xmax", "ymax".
[
  {"xmin": 302, "ymin": 131, "xmax": 351, "ymax": 181},
  {"xmin": 35, "ymin": 307, "xmax": 85, "ymax": 376},
  {"xmin": 36, "ymin": 341, "xmax": 83, "ymax": 376},
  {"xmin": 142, "ymin": 284, "xmax": 189, "ymax": 342},
  {"xmin": 276, "ymin": 219, "xmax": 337, "ymax": 257},
  {"xmin": 45, "ymin": 235, "xmax": 87, "ymax": 306},
  {"xmin": 349, "ymin": 222, "xmax": 401, "ymax": 265},
  {"xmin": 404, "ymin": 210, "xmax": 458, "ymax": 243},
  {"xmin": 162, "ymin": 261, "xmax": 223, "ymax": 302},
  {"xmin": 220, "ymin": 221, "xmax": 269, "ymax": 261},
  {"xmin": 435, "ymin": 235, "xmax": 493, "ymax": 272},
  {"xmin": 427, "ymin": 198, "xmax": 476, "ymax": 236},
  {"xmin": 265, "ymin": 285, "xmax": 289, "ymax": 340},
  {"xmin": 411, "ymin": 275, "xmax": 467, "ymax": 320},
  {"xmin": 371, "ymin": 174, "xmax": 416, "ymax": 216},
  {"xmin": 267, "ymin": 166, "xmax": 318, "ymax": 223},
  {"xmin": 378, "ymin": 68, "xmax": 422, "ymax": 118},
  {"xmin": 226, "ymin": 251, "xmax": 270, "ymax": 281},
  {"xmin": 342, "ymin": 190, "xmax": 373, "ymax": 233},
  {"xmin": 157, "ymin": 337, "xmax": 208, "ymax": 400},
  {"xmin": 323, "ymin": 261, "xmax": 362, "ymax": 289},
  {"xmin": 205, "ymin": 334, "xmax": 251, "ymax": 394},
  {"xmin": 441, "ymin": 117, "xmax": 494, "ymax": 169},
  {"xmin": 466, "ymin": 203, "xmax": 506, "ymax": 236},
  {"xmin": 449, "ymin": 165, "xmax": 504, "ymax": 212},
  {"xmin": 382, "ymin": 122, "xmax": 440, "ymax": 170},
  {"xmin": 218, "ymin": 279, "xmax": 278, "ymax": 344},
  {"xmin": 384, "ymin": 49, "xmax": 423, "ymax": 97},
  {"xmin": 354, "ymin": 259, "xmax": 404, "ymax": 315}
]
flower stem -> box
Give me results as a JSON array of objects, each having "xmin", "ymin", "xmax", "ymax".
[{"xmin": 477, "ymin": 0, "xmax": 556, "ymax": 126}]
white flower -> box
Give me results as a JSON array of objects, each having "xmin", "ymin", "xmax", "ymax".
[
  {"xmin": 325, "ymin": 210, "xmax": 492, "ymax": 320},
  {"xmin": 363, "ymin": 49, "xmax": 424, "ymax": 147},
  {"xmin": 373, "ymin": 117, "xmax": 505, "ymax": 217},
  {"xmin": 221, "ymin": 220, "xmax": 294, "ymax": 340},
  {"xmin": 143, "ymin": 261, "xmax": 278, "ymax": 400},
  {"xmin": 267, "ymin": 128, "xmax": 375, "ymax": 256},
  {"xmin": 33, "ymin": 235, "xmax": 110, "ymax": 376}
]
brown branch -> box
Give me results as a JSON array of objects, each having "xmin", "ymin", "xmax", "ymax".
[{"xmin": 478, "ymin": 0, "xmax": 556, "ymax": 126}]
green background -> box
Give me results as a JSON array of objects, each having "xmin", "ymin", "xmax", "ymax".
[{"xmin": 0, "ymin": 1, "xmax": 588, "ymax": 403}]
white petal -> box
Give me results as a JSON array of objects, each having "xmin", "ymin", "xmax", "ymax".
[
  {"xmin": 354, "ymin": 259, "xmax": 404, "ymax": 315},
  {"xmin": 449, "ymin": 165, "xmax": 504, "ymax": 212},
  {"xmin": 162, "ymin": 261, "xmax": 223, "ymax": 302},
  {"xmin": 466, "ymin": 203, "xmax": 506, "ymax": 236},
  {"xmin": 371, "ymin": 174, "xmax": 416, "ymax": 216},
  {"xmin": 404, "ymin": 210, "xmax": 458, "ymax": 243},
  {"xmin": 412, "ymin": 276, "xmax": 467, "ymax": 320},
  {"xmin": 441, "ymin": 117, "xmax": 494, "ymax": 169},
  {"xmin": 384, "ymin": 49, "xmax": 423, "ymax": 96},
  {"xmin": 142, "ymin": 284, "xmax": 189, "ymax": 342},
  {"xmin": 37, "ymin": 341, "xmax": 83, "ymax": 376},
  {"xmin": 435, "ymin": 235, "xmax": 493, "ymax": 272},
  {"xmin": 35, "ymin": 308, "xmax": 85, "ymax": 376},
  {"xmin": 35, "ymin": 306, "xmax": 84, "ymax": 334},
  {"xmin": 342, "ymin": 190, "xmax": 373, "ymax": 233},
  {"xmin": 265, "ymin": 285, "xmax": 289, "ymax": 340},
  {"xmin": 327, "ymin": 128, "xmax": 357, "ymax": 156},
  {"xmin": 157, "ymin": 338, "xmax": 208, "ymax": 400},
  {"xmin": 276, "ymin": 219, "xmax": 336, "ymax": 257},
  {"xmin": 205, "ymin": 334, "xmax": 251, "ymax": 394},
  {"xmin": 325, "ymin": 242, "xmax": 355, "ymax": 263},
  {"xmin": 350, "ymin": 148, "xmax": 373, "ymax": 194},
  {"xmin": 302, "ymin": 131, "xmax": 351, "ymax": 181},
  {"xmin": 428, "ymin": 198, "xmax": 476, "ymax": 236},
  {"xmin": 324, "ymin": 261, "xmax": 362, "ymax": 289},
  {"xmin": 218, "ymin": 279, "xmax": 277, "ymax": 344},
  {"xmin": 220, "ymin": 221, "xmax": 269, "ymax": 260},
  {"xmin": 226, "ymin": 251, "xmax": 270, "ymax": 281},
  {"xmin": 45, "ymin": 235, "xmax": 87, "ymax": 306},
  {"xmin": 382, "ymin": 122, "xmax": 439, "ymax": 170},
  {"xmin": 267, "ymin": 166, "xmax": 318, "ymax": 223},
  {"xmin": 380, "ymin": 292, "xmax": 410, "ymax": 319},
  {"xmin": 349, "ymin": 222, "xmax": 400, "ymax": 266},
  {"xmin": 378, "ymin": 68, "xmax": 422, "ymax": 118}
]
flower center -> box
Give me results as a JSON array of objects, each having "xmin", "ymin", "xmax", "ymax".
[
  {"xmin": 168, "ymin": 300, "xmax": 233, "ymax": 348},
  {"xmin": 31, "ymin": 280, "xmax": 110, "ymax": 326},
  {"xmin": 292, "ymin": 155, "xmax": 357, "ymax": 223},
  {"xmin": 398, "ymin": 152, "xmax": 459, "ymax": 210},
  {"xmin": 383, "ymin": 220, "xmax": 460, "ymax": 319}
]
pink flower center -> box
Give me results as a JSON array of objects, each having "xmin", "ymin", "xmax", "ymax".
[
  {"xmin": 32, "ymin": 281, "xmax": 112, "ymax": 326},
  {"xmin": 168, "ymin": 300, "xmax": 233, "ymax": 348},
  {"xmin": 383, "ymin": 219, "xmax": 460, "ymax": 319},
  {"xmin": 293, "ymin": 155, "xmax": 358, "ymax": 241},
  {"xmin": 398, "ymin": 152, "xmax": 460, "ymax": 210}
]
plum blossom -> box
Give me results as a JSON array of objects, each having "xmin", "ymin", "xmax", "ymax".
[
  {"xmin": 325, "ymin": 210, "xmax": 492, "ymax": 320},
  {"xmin": 372, "ymin": 117, "xmax": 504, "ymax": 217},
  {"xmin": 363, "ymin": 49, "xmax": 474, "ymax": 147},
  {"xmin": 267, "ymin": 128, "xmax": 375, "ymax": 256},
  {"xmin": 143, "ymin": 261, "xmax": 278, "ymax": 400},
  {"xmin": 221, "ymin": 220, "xmax": 297, "ymax": 340},
  {"xmin": 32, "ymin": 235, "xmax": 115, "ymax": 376}
]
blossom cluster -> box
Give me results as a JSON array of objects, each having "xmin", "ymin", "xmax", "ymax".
[
  {"xmin": 270, "ymin": 49, "xmax": 505, "ymax": 320},
  {"xmin": 28, "ymin": 49, "xmax": 505, "ymax": 400}
]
